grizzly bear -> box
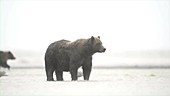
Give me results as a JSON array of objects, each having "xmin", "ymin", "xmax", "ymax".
[
  {"xmin": 0, "ymin": 51, "xmax": 16, "ymax": 69},
  {"xmin": 44, "ymin": 36, "xmax": 106, "ymax": 81}
]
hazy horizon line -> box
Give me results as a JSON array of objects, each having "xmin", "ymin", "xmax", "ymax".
[{"xmin": 9, "ymin": 65, "xmax": 170, "ymax": 69}]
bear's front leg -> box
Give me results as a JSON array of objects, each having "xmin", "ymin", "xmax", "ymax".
[
  {"xmin": 82, "ymin": 58, "xmax": 92, "ymax": 80},
  {"xmin": 69, "ymin": 58, "xmax": 79, "ymax": 81},
  {"xmin": 69, "ymin": 67, "xmax": 78, "ymax": 81},
  {"xmin": 82, "ymin": 66, "xmax": 92, "ymax": 80},
  {"xmin": 1, "ymin": 63, "xmax": 10, "ymax": 70},
  {"xmin": 70, "ymin": 70, "xmax": 78, "ymax": 81}
]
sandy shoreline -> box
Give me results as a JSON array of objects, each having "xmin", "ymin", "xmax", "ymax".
[{"xmin": 0, "ymin": 68, "xmax": 170, "ymax": 96}]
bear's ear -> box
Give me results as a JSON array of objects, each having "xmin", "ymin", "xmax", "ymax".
[
  {"xmin": 8, "ymin": 51, "xmax": 11, "ymax": 54},
  {"xmin": 97, "ymin": 36, "xmax": 100, "ymax": 39},
  {"xmin": 91, "ymin": 36, "xmax": 95, "ymax": 41}
]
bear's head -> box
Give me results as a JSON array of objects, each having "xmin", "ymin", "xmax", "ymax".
[
  {"xmin": 90, "ymin": 36, "xmax": 106, "ymax": 53},
  {"xmin": 7, "ymin": 51, "xmax": 16, "ymax": 60}
]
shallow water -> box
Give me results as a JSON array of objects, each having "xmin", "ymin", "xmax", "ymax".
[{"xmin": 0, "ymin": 68, "xmax": 170, "ymax": 96}]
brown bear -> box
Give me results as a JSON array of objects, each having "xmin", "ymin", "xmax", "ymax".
[
  {"xmin": 0, "ymin": 51, "xmax": 16, "ymax": 69},
  {"xmin": 44, "ymin": 36, "xmax": 106, "ymax": 81}
]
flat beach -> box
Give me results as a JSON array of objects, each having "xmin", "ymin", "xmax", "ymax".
[{"xmin": 0, "ymin": 68, "xmax": 170, "ymax": 96}]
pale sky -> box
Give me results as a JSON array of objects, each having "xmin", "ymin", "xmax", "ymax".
[{"xmin": 0, "ymin": 0, "xmax": 170, "ymax": 52}]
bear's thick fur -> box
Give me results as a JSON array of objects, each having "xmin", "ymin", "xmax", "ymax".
[
  {"xmin": 0, "ymin": 51, "xmax": 16, "ymax": 69},
  {"xmin": 44, "ymin": 36, "xmax": 106, "ymax": 81}
]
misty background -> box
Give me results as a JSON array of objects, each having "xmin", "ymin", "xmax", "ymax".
[{"xmin": 0, "ymin": 0, "xmax": 170, "ymax": 68}]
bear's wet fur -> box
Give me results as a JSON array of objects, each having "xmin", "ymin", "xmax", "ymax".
[
  {"xmin": 44, "ymin": 36, "xmax": 106, "ymax": 81},
  {"xmin": 0, "ymin": 51, "xmax": 16, "ymax": 69}
]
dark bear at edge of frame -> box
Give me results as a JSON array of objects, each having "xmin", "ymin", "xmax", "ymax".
[
  {"xmin": 44, "ymin": 36, "xmax": 106, "ymax": 81},
  {"xmin": 0, "ymin": 51, "xmax": 16, "ymax": 69}
]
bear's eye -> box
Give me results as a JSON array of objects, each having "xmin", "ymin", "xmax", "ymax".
[{"xmin": 96, "ymin": 43, "xmax": 102, "ymax": 46}]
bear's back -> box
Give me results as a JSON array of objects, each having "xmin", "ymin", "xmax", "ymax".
[
  {"xmin": 0, "ymin": 51, "xmax": 8, "ymax": 63},
  {"xmin": 48, "ymin": 40, "xmax": 70, "ymax": 50},
  {"xmin": 45, "ymin": 40, "xmax": 71, "ymax": 71}
]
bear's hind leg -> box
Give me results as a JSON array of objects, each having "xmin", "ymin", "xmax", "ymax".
[
  {"xmin": 45, "ymin": 65, "xmax": 55, "ymax": 81},
  {"xmin": 55, "ymin": 70, "xmax": 63, "ymax": 81}
]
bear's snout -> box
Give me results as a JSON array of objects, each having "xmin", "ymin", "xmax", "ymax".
[
  {"xmin": 103, "ymin": 48, "xmax": 106, "ymax": 52},
  {"xmin": 9, "ymin": 56, "xmax": 16, "ymax": 60},
  {"xmin": 12, "ymin": 57, "xmax": 16, "ymax": 59},
  {"xmin": 99, "ymin": 48, "xmax": 106, "ymax": 53},
  {"xmin": 102, "ymin": 48, "xmax": 106, "ymax": 52}
]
